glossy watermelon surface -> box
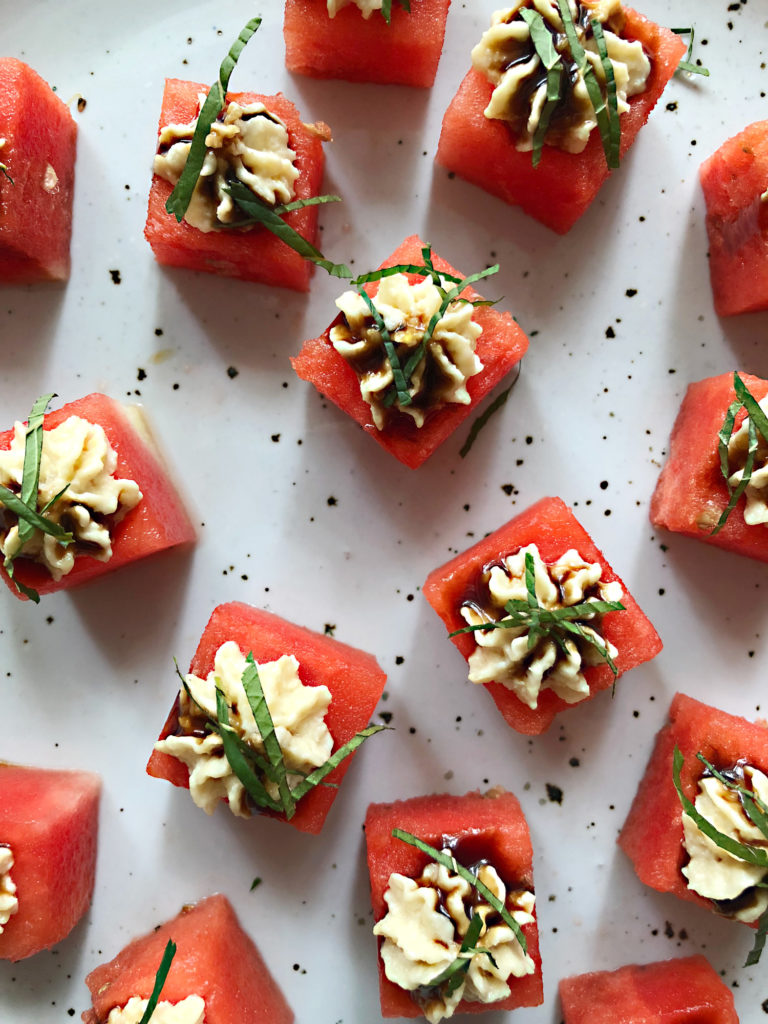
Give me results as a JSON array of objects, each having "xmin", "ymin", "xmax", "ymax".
[
  {"xmin": 618, "ymin": 692, "xmax": 768, "ymax": 923},
  {"xmin": 0, "ymin": 763, "xmax": 100, "ymax": 962},
  {"xmin": 650, "ymin": 372, "xmax": 768, "ymax": 563},
  {"xmin": 82, "ymin": 893, "xmax": 293, "ymax": 1024},
  {"xmin": 700, "ymin": 121, "xmax": 768, "ymax": 316},
  {"xmin": 436, "ymin": 9, "xmax": 686, "ymax": 233},
  {"xmin": 291, "ymin": 233, "xmax": 529, "ymax": 469},
  {"xmin": 146, "ymin": 601, "xmax": 387, "ymax": 834},
  {"xmin": 365, "ymin": 789, "xmax": 543, "ymax": 1018},
  {"xmin": 283, "ymin": 0, "xmax": 451, "ymax": 87},
  {"xmin": 0, "ymin": 58, "xmax": 77, "ymax": 282},
  {"xmin": 144, "ymin": 81, "xmax": 326, "ymax": 291},
  {"xmin": 0, "ymin": 393, "xmax": 196, "ymax": 600},
  {"xmin": 423, "ymin": 496, "xmax": 662, "ymax": 735},
  {"xmin": 559, "ymin": 955, "xmax": 739, "ymax": 1024}
]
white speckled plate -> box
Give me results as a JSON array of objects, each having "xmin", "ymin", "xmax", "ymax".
[{"xmin": 2, "ymin": 1, "xmax": 768, "ymax": 1021}]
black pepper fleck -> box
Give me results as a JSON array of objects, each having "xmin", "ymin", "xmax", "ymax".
[
  {"xmin": 545, "ymin": 783, "xmax": 563, "ymax": 804},
  {"xmin": 137, "ymin": 368, "xmax": 147, "ymax": 381},
  {"xmin": 227, "ymin": 366, "xmax": 239, "ymax": 379},
  {"xmin": 109, "ymin": 269, "xmax": 121, "ymax": 285}
]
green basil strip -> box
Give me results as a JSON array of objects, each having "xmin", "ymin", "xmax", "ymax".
[
  {"xmin": 382, "ymin": 0, "xmax": 392, "ymax": 22},
  {"xmin": 672, "ymin": 747, "xmax": 768, "ymax": 868},
  {"xmin": 241, "ymin": 654, "xmax": 295, "ymax": 819},
  {"xmin": 459, "ymin": 384, "xmax": 514, "ymax": 458},
  {"xmin": 717, "ymin": 399, "xmax": 742, "ymax": 487},
  {"xmin": 0, "ymin": 485, "xmax": 74, "ymax": 544},
  {"xmin": 391, "ymin": 829, "xmax": 528, "ymax": 953},
  {"xmin": 352, "ymin": 264, "xmax": 462, "ymax": 287},
  {"xmin": 272, "ymin": 194, "xmax": 342, "ymax": 216},
  {"xmin": 138, "ymin": 940, "xmax": 177, "ymax": 1024},
  {"xmin": 711, "ymin": 372, "xmax": 768, "ymax": 535},
  {"xmin": 289, "ymin": 725, "xmax": 387, "ymax": 802},
  {"xmin": 0, "ymin": 165, "xmax": 13, "ymax": 185},
  {"xmin": 519, "ymin": 7, "xmax": 564, "ymax": 168},
  {"xmin": 425, "ymin": 913, "xmax": 486, "ymax": 994},
  {"xmin": 671, "ymin": 27, "xmax": 711, "ymax": 77},
  {"xmin": 696, "ymin": 754, "xmax": 768, "ymax": 840},
  {"xmin": 215, "ymin": 689, "xmax": 284, "ymax": 814},
  {"xmin": 746, "ymin": 904, "xmax": 768, "ymax": 966},
  {"xmin": 17, "ymin": 393, "xmax": 55, "ymax": 548},
  {"xmin": 734, "ymin": 373, "xmax": 768, "ymax": 442},
  {"xmin": 356, "ymin": 286, "xmax": 412, "ymax": 406},
  {"xmin": 591, "ymin": 19, "xmax": 620, "ymax": 168},
  {"xmin": 166, "ymin": 18, "xmax": 262, "ymax": 221}
]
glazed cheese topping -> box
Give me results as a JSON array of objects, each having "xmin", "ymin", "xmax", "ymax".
[
  {"xmin": 330, "ymin": 273, "xmax": 483, "ymax": 430},
  {"xmin": 106, "ymin": 996, "xmax": 206, "ymax": 1024},
  {"xmin": 682, "ymin": 765, "xmax": 768, "ymax": 923},
  {"xmin": 0, "ymin": 416, "xmax": 142, "ymax": 581},
  {"xmin": 472, "ymin": 0, "xmax": 651, "ymax": 154},
  {"xmin": 373, "ymin": 857, "xmax": 535, "ymax": 1023},
  {"xmin": 154, "ymin": 99, "xmax": 299, "ymax": 232},
  {"xmin": 727, "ymin": 395, "xmax": 768, "ymax": 526},
  {"xmin": 327, "ymin": 0, "xmax": 384, "ymax": 16},
  {"xmin": 154, "ymin": 641, "xmax": 333, "ymax": 817},
  {"xmin": 461, "ymin": 544, "xmax": 622, "ymax": 709},
  {"xmin": 0, "ymin": 845, "xmax": 19, "ymax": 935}
]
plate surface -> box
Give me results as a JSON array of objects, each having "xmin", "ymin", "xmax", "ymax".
[{"xmin": 2, "ymin": 1, "xmax": 768, "ymax": 1021}]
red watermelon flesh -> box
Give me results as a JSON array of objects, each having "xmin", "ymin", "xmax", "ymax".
[
  {"xmin": 0, "ymin": 393, "xmax": 196, "ymax": 600},
  {"xmin": 436, "ymin": 9, "xmax": 686, "ymax": 233},
  {"xmin": 650, "ymin": 372, "xmax": 768, "ymax": 564},
  {"xmin": 365, "ymin": 789, "xmax": 543, "ymax": 1018},
  {"xmin": 559, "ymin": 955, "xmax": 739, "ymax": 1024},
  {"xmin": 283, "ymin": 0, "xmax": 451, "ymax": 87},
  {"xmin": 0, "ymin": 58, "xmax": 77, "ymax": 282},
  {"xmin": 145, "ymin": 80, "xmax": 327, "ymax": 292},
  {"xmin": 0, "ymin": 763, "xmax": 100, "ymax": 962},
  {"xmin": 700, "ymin": 120, "xmax": 768, "ymax": 316},
  {"xmin": 82, "ymin": 893, "xmax": 293, "ymax": 1024},
  {"xmin": 618, "ymin": 691, "xmax": 768, "ymax": 924},
  {"xmin": 147, "ymin": 601, "xmax": 387, "ymax": 834},
  {"xmin": 423, "ymin": 496, "xmax": 662, "ymax": 735},
  {"xmin": 291, "ymin": 234, "xmax": 529, "ymax": 469}
]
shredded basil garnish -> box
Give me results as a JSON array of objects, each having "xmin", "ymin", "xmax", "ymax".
[
  {"xmin": 138, "ymin": 939, "xmax": 177, "ymax": 1024},
  {"xmin": 381, "ymin": 0, "xmax": 411, "ymax": 25},
  {"xmin": 424, "ymin": 913, "xmax": 497, "ymax": 995},
  {"xmin": 459, "ymin": 371, "xmax": 519, "ymax": 458},
  {"xmin": 519, "ymin": 8, "xmax": 564, "ymax": 168},
  {"xmin": 671, "ymin": 27, "xmax": 711, "ymax": 77},
  {"xmin": 0, "ymin": 164, "xmax": 13, "ymax": 185},
  {"xmin": 711, "ymin": 373, "xmax": 768, "ymax": 536}
]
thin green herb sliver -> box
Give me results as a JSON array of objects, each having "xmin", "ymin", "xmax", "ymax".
[
  {"xmin": 695, "ymin": 754, "xmax": 768, "ymax": 843},
  {"xmin": 290, "ymin": 724, "xmax": 387, "ymax": 802},
  {"xmin": 746, "ymin": 905, "xmax": 768, "ymax": 966},
  {"xmin": 671, "ymin": 27, "xmax": 711, "ymax": 77},
  {"xmin": 0, "ymin": 164, "xmax": 13, "ymax": 185},
  {"xmin": 711, "ymin": 373, "xmax": 768, "ymax": 535},
  {"xmin": 460, "ymin": 380, "xmax": 516, "ymax": 458},
  {"xmin": 241, "ymin": 654, "xmax": 296, "ymax": 818},
  {"xmin": 425, "ymin": 913, "xmax": 491, "ymax": 995},
  {"xmin": 215, "ymin": 688, "xmax": 284, "ymax": 814},
  {"xmin": 520, "ymin": 7, "xmax": 563, "ymax": 167},
  {"xmin": 591, "ymin": 19, "xmax": 620, "ymax": 168},
  {"xmin": 138, "ymin": 939, "xmax": 177, "ymax": 1024}
]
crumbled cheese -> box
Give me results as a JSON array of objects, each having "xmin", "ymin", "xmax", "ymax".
[
  {"xmin": 682, "ymin": 765, "xmax": 768, "ymax": 924},
  {"xmin": 153, "ymin": 99, "xmax": 299, "ymax": 232},
  {"xmin": 472, "ymin": 0, "xmax": 650, "ymax": 154},
  {"xmin": 0, "ymin": 416, "xmax": 142, "ymax": 581},
  {"xmin": 330, "ymin": 273, "xmax": 484, "ymax": 430},
  {"xmin": 374, "ymin": 856, "xmax": 535, "ymax": 1023},
  {"xmin": 154, "ymin": 641, "xmax": 333, "ymax": 817},
  {"xmin": 327, "ymin": 0, "xmax": 384, "ymax": 16},
  {"xmin": 461, "ymin": 544, "xmax": 622, "ymax": 709},
  {"xmin": 727, "ymin": 395, "xmax": 768, "ymax": 526},
  {"xmin": 106, "ymin": 996, "xmax": 206, "ymax": 1024},
  {"xmin": 0, "ymin": 845, "xmax": 19, "ymax": 935}
]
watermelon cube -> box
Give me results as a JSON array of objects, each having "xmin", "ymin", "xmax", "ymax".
[
  {"xmin": 650, "ymin": 372, "xmax": 768, "ymax": 563},
  {"xmin": 0, "ymin": 393, "xmax": 196, "ymax": 601},
  {"xmin": 423, "ymin": 496, "xmax": 662, "ymax": 735},
  {"xmin": 81, "ymin": 893, "xmax": 293, "ymax": 1024},
  {"xmin": 436, "ymin": 7, "xmax": 686, "ymax": 233},
  {"xmin": 147, "ymin": 601, "xmax": 387, "ymax": 834},
  {"xmin": 700, "ymin": 120, "xmax": 768, "ymax": 316},
  {"xmin": 283, "ymin": 0, "xmax": 451, "ymax": 87},
  {"xmin": 145, "ymin": 80, "xmax": 327, "ymax": 291},
  {"xmin": 291, "ymin": 234, "xmax": 529, "ymax": 469},
  {"xmin": 619, "ymin": 692, "xmax": 768, "ymax": 927},
  {"xmin": 559, "ymin": 956, "xmax": 739, "ymax": 1024},
  {"xmin": 365, "ymin": 788, "xmax": 543, "ymax": 1019},
  {"xmin": 0, "ymin": 763, "xmax": 100, "ymax": 962},
  {"xmin": 0, "ymin": 58, "xmax": 77, "ymax": 283}
]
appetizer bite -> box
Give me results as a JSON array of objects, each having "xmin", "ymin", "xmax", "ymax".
[
  {"xmin": 365, "ymin": 789, "xmax": 543, "ymax": 1021},
  {"xmin": 0, "ymin": 393, "xmax": 195, "ymax": 602},
  {"xmin": 559, "ymin": 956, "xmax": 739, "ymax": 1023},
  {"xmin": 650, "ymin": 372, "xmax": 768, "ymax": 563},
  {"xmin": 147, "ymin": 601, "xmax": 387, "ymax": 834},
  {"xmin": 700, "ymin": 120, "xmax": 768, "ymax": 317},
  {"xmin": 283, "ymin": 0, "xmax": 451, "ymax": 87},
  {"xmin": 145, "ymin": 19, "xmax": 343, "ymax": 291},
  {"xmin": 619, "ymin": 693, "xmax": 768, "ymax": 963},
  {"xmin": 81, "ymin": 894, "xmax": 293, "ymax": 1024},
  {"xmin": 0, "ymin": 763, "xmax": 100, "ymax": 962},
  {"xmin": 0, "ymin": 58, "xmax": 77, "ymax": 282},
  {"xmin": 436, "ymin": 1, "xmax": 686, "ymax": 233},
  {"xmin": 423, "ymin": 496, "xmax": 661, "ymax": 735},
  {"xmin": 291, "ymin": 234, "xmax": 529, "ymax": 469}
]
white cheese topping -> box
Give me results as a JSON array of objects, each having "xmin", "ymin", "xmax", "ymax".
[
  {"xmin": 374, "ymin": 857, "xmax": 535, "ymax": 1023},
  {"xmin": 330, "ymin": 273, "xmax": 484, "ymax": 430},
  {"xmin": 153, "ymin": 99, "xmax": 299, "ymax": 232},
  {"xmin": 461, "ymin": 544, "xmax": 622, "ymax": 709},
  {"xmin": 154, "ymin": 641, "xmax": 333, "ymax": 818},
  {"xmin": 472, "ymin": 0, "xmax": 650, "ymax": 154},
  {"xmin": 327, "ymin": 0, "xmax": 384, "ymax": 17},
  {"xmin": 106, "ymin": 996, "xmax": 206, "ymax": 1024},
  {"xmin": 727, "ymin": 395, "xmax": 768, "ymax": 526},
  {"xmin": 682, "ymin": 765, "xmax": 768, "ymax": 923},
  {"xmin": 0, "ymin": 415, "xmax": 142, "ymax": 581},
  {"xmin": 0, "ymin": 845, "xmax": 19, "ymax": 935}
]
